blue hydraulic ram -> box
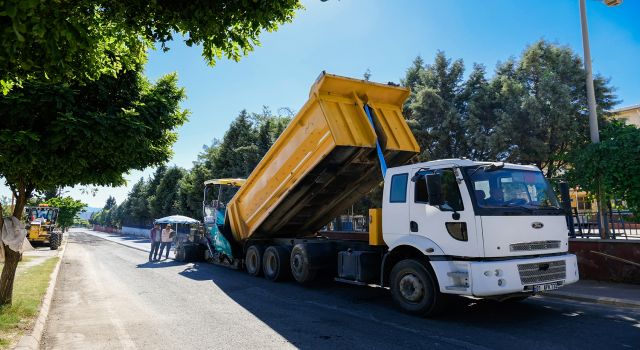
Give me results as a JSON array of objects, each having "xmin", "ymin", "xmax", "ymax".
[{"xmin": 363, "ymin": 104, "xmax": 388, "ymax": 178}]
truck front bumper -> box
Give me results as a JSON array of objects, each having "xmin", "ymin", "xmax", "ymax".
[{"xmin": 432, "ymin": 253, "xmax": 579, "ymax": 297}]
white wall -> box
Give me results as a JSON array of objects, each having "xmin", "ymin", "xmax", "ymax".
[{"xmin": 121, "ymin": 226, "xmax": 150, "ymax": 238}]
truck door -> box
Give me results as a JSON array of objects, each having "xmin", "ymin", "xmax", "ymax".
[
  {"xmin": 409, "ymin": 167, "xmax": 479, "ymax": 257},
  {"xmin": 381, "ymin": 171, "xmax": 411, "ymax": 239}
]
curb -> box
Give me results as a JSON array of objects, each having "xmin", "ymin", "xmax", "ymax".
[
  {"xmin": 542, "ymin": 291, "xmax": 640, "ymax": 308},
  {"xmin": 14, "ymin": 236, "xmax": 68, "ymax": 350}
]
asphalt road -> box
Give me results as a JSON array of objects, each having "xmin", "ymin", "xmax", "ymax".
[{"xmin": 42, "ymin": 231, "xmax": 640, "ymax": 350}]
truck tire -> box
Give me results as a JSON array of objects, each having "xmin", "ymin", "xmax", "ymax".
[
  {"xmin": 389, "ymin": 259, "xmax": 448, "ymax": 317},
  {"xmin": 245, "ymin": 245, "xmax": 264, "ymax": 277},
  {"xmin": 49, "ymin": 232, "xmax": 61, "ymax": 250},
  {"xmin": 290, "ymin": 244, "xmax": 317, "ymax": 284},
  {"xmin": 262, "ymin": 246, "xmax": 290, "ymax": 281}
]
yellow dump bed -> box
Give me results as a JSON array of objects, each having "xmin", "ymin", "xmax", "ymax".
[{"xmin": 226, "ymin": 73, "xmax": 419, "ymax": 242}]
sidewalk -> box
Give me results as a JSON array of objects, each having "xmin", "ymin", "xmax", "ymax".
[
  {"xmin": 543, "ymin": 280, "xmax": 640, "ymax": 308},
  {"xmin": 80, "ymin": 229, "xmax": 639, "ymax": 308}
]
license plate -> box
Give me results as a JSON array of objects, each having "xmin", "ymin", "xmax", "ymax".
[{"xmin": 533, "ymin": 283, "xmax": 559, "ymax": 292}]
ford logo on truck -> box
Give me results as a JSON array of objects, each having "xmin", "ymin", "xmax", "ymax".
[{"xmin": 532, "ymin": 222, "xmax": 544, "ymax": 229}]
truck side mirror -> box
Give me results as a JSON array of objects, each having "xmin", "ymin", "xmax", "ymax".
[{"xmin": 426, "ymin": 174, "xmax": 444, "ymax": 206}]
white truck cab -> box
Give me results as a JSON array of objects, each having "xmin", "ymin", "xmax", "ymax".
[{"xmin": 381, "ymin": 159, "xmax": 578, "ymax": 310}]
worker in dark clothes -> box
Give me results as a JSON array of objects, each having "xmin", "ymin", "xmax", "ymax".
[{"xmin": 149, "ymin": 223, "xmax": 161, "ymax": 261}]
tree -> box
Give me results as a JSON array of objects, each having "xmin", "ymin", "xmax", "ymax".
[
  {"xmin": 175, "ymin": 109, "xmax": 290, "ymax": 220},
  {"xmin": 120, "ymin": 178, "xmax": 152, "ymax": 227},
  {"xmin": 149, "ymin": 166, "xmax": 185, "ymax": 218},
  {"xmin": 146, "ymin": 165, "xmax": 167, "ymax": 217},
  {"xmin": 104, "ymin": 196, "xmax": 116, "ymax": 210},
  {"xmin": 403, "ymin": 51, "xmax": 467, "ymax": 161},
  {"xmin": 214, "ymin": 110, "xmax": 259, "ymax": 178},
  {"xmin": 490, "ymin": 41, "xmax": 616, "ymax": 177},
  {"xmin": 568, "ymin": 121, "xmax": 640, "ymax": 214},
  {"xmin": 459, "ymin": 64, "xmax": 502, "ymax": 161},
  {"xmin": 177, "ymin": 162, "xmax": 213, "ymax": 219},
  {"xmin": 1, "ymin": 0, "xmax": 301, "ymax": 92},
  {"xmin": 0, "ymin": 68, "xmax": 187, "ymax": 306},
  {"xmin": 45, "ymin": 197, "xmax": 87, "ymax": 232},
  {"xmin": 400, "ymin": 41, "xmax": 617, "ymax": 177}
]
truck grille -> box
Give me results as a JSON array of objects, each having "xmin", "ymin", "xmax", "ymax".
[
  {"xmin": 510, "ymin": 240, "xmax": 561, "ymax": 252},
  {"xmin": 517, "ymin": 260, "xmax": 566, "ymax": 285}
]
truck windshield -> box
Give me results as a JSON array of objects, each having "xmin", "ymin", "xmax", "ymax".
[{"xmin": 466, "ymin": 167, "xmax": 560, "ymax": 211}]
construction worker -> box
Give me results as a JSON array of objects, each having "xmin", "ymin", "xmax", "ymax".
[
  {"xmin": 149, "ymin": 223, "xmax": 161, "ymax": 261},
  {"xmin": 158, "ymin": 224, "xmax": 175, "ymax": 260}
]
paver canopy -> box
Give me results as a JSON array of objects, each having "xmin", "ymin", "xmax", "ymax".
[{"xmin": 154, "ymin": 215, "xmax": 199, "ymax": 225}]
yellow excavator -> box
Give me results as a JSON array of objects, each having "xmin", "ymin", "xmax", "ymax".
[{"xmin": 24, "ymin": 204, "xmax": 62, "ymax": 250}]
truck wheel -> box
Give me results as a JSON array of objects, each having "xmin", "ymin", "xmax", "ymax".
[
  {"xmin": 263, "ymin": 246, "xmax": 290, "ymax": 281},
  {"xmin": 390, "ymin": 259, "xmax": 448, "ymax": 317},
  {"xmin": 290, "ymin": 244, "xmax": 317, "ymax": 284},
  {"xmin": 245, "ymin": 245, "xmax": 264, "ymax": 277},
  {"xmin": 49, "ymin": 232, "xmax": 61, "ymax": 250}
]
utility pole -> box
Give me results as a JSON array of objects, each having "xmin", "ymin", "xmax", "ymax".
[{"xmin": 578, "ymin": 0, "xmax": 621, "ymax": 238}]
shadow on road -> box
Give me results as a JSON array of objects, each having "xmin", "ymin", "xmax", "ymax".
[
  {"xmin": 136, "ymin": 260, "xmax": 183, "ymax": 269},
  {"xmin": 164, "ymin": 260, "xmax": 640, "ymax": 349}
]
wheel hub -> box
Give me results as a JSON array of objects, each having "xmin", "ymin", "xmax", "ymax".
[
  {"xmin": 399, "ymin": 273, "xmax": 424, "ymax": 303},
  {"xmin": 292, "ymin": 254, "xmax": 303, "ymax": 273},
  {"xmin": 266, "ymin": 255, "xmax": 276, "ymax": 275},
  {"xmin": 247, "ymin": 251, "xmax": 258, "ymax": 272}
]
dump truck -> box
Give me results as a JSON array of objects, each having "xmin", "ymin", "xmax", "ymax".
[
  {"xmin": 201, "ymin": 72, "xmax": 579, "ymax": 316},
  {"xmin": 24, "ymin": 204, "xmax": 62, "ymax": 250}
]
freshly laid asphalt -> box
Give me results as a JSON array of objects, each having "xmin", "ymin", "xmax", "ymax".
[{"xmin": 42, "ymin": 230, "xmax": 640, "ymax": 350}]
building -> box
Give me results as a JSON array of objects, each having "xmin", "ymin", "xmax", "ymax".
[{"xmin": 612, "ymin": 104, "xmax": 640, "ymax": 127}]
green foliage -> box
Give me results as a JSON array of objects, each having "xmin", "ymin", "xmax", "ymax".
[
  {"xmin": 490, "ymin": 41, "xmax": 616, "ymax": 177},
  {"xmin": 149, "ymin": 166, "xmax": 186, "ymax": 218},
  {"xmin": 176, "ymin": 108, "xmax": 291, "ymax": 219},
  {"xmin": 0, "ymin": 70, "xmax": 188, "ymax": 196},
  {"xmin": 120, "ymin": 178, "xmax": 152, "ymax": 227},
  {"xmin": 104, "ymin": 196, "xmax": 116, "ymax": 210},
  {"xmin": 354, "ymin": 40, "xmax": 617, "ymax": 213},
  {"xmin": 91, "ymin": 107, "xmax": 291, "ymax": 225},
  {"xmin": 567, "ymin": 121, "xmax": 640, "ymax": 214},
  {"xmin": 0, "ymin": 0, "xmax": 302, "ymax": 92},
  {"xmin": 402, "ymin": 40, "xmax": 617, "ymax": 178},
  {"xmin": 73, "ymin": 216, "xmax": 90, "ymax": 227},
  {"xmin": 404, "ymin": 51, "xmax": 467, "ymax": 161},
  {"xmin": 44, "ymin": 197, "xmax": 86, "ymax": 231}
]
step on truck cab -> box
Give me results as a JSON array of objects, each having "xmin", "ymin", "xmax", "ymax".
[{"xmin": 201, "ymin": 72, "xmax": 579, "ymax": 317}]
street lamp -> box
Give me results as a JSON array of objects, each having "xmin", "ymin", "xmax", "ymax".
[{"xmin": 578, "ymin": 0, "xmax": 621, "ymax": 238}]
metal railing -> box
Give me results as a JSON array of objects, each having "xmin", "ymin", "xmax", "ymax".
[{"xmin": 571, "ymin": 208, "xmax": 640, "ymax": 239}]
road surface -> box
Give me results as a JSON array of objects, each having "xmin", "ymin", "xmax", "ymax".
[{"xmin": 42, "ymin": 231, "xmax": 640, "ymax": 349}]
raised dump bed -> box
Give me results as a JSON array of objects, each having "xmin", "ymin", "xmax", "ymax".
[{"xmin": 225, "ymin": 72, "xmax": 419, "ymax": 243}]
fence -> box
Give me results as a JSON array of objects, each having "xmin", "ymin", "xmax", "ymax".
[{"xmin": 571, "ymin": 208, "xmax": 640, "ymax": 239}]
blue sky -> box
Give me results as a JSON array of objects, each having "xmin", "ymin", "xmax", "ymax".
[{"xmin": 3, "ymin": 0, "xmax": 638, "ymax": 208}]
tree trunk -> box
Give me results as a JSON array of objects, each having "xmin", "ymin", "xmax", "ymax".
[
  {"xmin": 0, "ymin": 246, "xmax": 21, "ymax": 306},
  {"xmin": 0, "ymin": 186, "xmax": 27, "ymax": 307}
]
